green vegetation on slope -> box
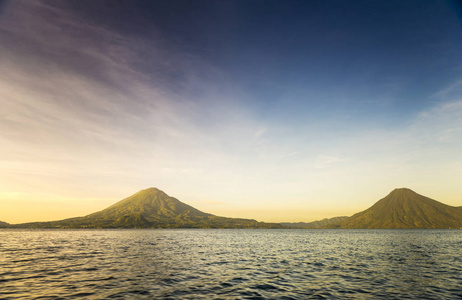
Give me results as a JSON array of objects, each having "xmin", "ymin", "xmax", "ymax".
[
  {"xmin": 336, "ymin": 188, "xmax": 462, "ymax": 229},
  {"xmin": 0, "ymin": 221, "xmax": 9, "ymax": 228},
  {"xmin": 13, "ymin": 188, "xmax": 282, "ymax": 229}
]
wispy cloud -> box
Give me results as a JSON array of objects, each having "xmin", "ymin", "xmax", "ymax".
[
  {"xmin": 1, "ymin": 0, "xmax": 462, "ymax": 223},
  {"xmin": 255, "ymin": 127, "xmax": 267, "ymax": 137},
  {"xmin": 432, "ymin": 78, "xmax": 462, "ymax": 100},
  {"xmin": 412, "ymin": 100, "xmax": 462, "ymax": 145},
  {"xmin": 315, "ymin": 155, "xmax": 346, "ymax": 169},
  {"xmin": 0, "ymin": 0, "xmax": 269, "ymax": 204}
]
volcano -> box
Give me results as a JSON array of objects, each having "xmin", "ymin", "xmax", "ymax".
[
  {"xmin": 14, "ymin": 188, "xmax": 282, "ymax": 229},
  {"xmin": 336, "ymin": 188, "xmax": 462, "ymax": 229}
]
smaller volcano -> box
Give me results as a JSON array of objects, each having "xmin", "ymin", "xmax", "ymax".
[{"xmin": 337, "ymin": 188, "xmax": 462, "ymax": 229}]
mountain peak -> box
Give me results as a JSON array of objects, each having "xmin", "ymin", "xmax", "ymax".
[
  {"xmin": 142, "ymin": 187, "xmax": 160, "ymax": 191},
  {"xmin": 91, "ymin": 187, "xmax": 206, "ymax": 221},
  {"xmin": 390, "ymin": 187, "xmax": 416, "ymax": 194},
  {"xmin": 337, "ymin": 188, "xmax": 462, "ymax": 229},
  {"xmin": 386, "ymin": 188, "xmax": 422, "ymax": 202},
  {"xmin": 137, "ymin": 187, "xmax": 164, "ymax": 194},
  {"xmin": 128, "ymin": 187, "xmax": 170, "ymax": 200}
]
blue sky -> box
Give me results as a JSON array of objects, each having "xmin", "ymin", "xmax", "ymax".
[{"xmin": 1, "ymin": 0, "xmax": 462, "ymax": 223}]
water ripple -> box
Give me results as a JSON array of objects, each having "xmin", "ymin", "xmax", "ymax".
[{"xmin": 0, "ymin": 229, "xmax": 461, "ymax": 299}]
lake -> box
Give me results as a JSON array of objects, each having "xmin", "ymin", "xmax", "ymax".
[{"xmin": 1, "ymin": 229, "xmax": 461, "ymax": 299}]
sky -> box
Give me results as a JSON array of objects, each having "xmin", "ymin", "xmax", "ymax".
[{"xmin": 1, "ymin": 0, "xmax": 462, "ymax": 224}]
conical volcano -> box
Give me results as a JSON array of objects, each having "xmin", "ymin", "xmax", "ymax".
[
  {"xmin": 88, "ymin": 188, "xmax": 210, "ymax": 223},
  {"xmin": 14, "ymin": 188, "xmax": 282, "ymax": 229},
  {"xmin": 337, "ymin": 188, "xmax": 462, "ymax": 229}
]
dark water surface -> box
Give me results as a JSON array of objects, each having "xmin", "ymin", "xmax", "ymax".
[{"xmin": 1, "ymin": 229, "xmax": 461, "ymax": 299}]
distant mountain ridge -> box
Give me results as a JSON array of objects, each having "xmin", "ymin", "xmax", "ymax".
[
  {"xmin": 0, "ymin": 221, "xmax": 9, "ymax": 228},
  {"xmin": 280, "ymin": 216, "xmax": 349, "ymax": 228},
  {"xmin": 334, "ymin": 188, "xmax": 462, "ymax": 229},
  {"xmin": 13, "ymin": 188, "xmax": 282, "ymax": 229}
]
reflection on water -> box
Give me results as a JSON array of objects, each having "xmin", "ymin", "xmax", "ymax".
[{"xmin": 1, "ymin": 229, "xmax": 461, "ymax": 299}]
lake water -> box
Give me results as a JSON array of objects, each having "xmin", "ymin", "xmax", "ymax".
[{"xmin": 1, "ymin": 229, "xmax": 461, "ymax": 299}]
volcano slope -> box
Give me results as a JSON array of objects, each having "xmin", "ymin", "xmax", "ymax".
[
  {"xmin": 13, "ymin": 188, "xmax": 282, "ymax": 229},
  {"xmin": 335, "ymin": 188, "xmax": 462, "ymax": 229}
]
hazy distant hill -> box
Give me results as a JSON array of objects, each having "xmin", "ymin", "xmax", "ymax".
[
  {"xmin": 0, "ymin": 221, "xmax": 9, "ymax": 228},
  {"xmin": 280, "ymin": 216, "xmax": 348, "ymax": 228},
  {"xmin": 13, "ymin": 188, "xmax": 282, "ymax": 229},
  {"xmin": 335, "ymin": 188, "xmax": 462, "ymax": 229}
]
